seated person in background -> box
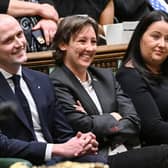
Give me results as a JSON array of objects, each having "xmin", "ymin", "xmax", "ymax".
[
  {"xmin": 116, "ymin": 10, "xmax": 168, "ymax": 146},
  {"xmin": 114, "ymin": 0, "xmax": 152, "ymax": 22},
  {"xmin": 53, "ymin": 0, "xmax": 114, "ymax": 45},
  {"xmin": 0, "ymin": 14, "xmax": 105, "ymax": 166},
  {"xmin": 50, "ymin": 14, "xmax": 168, "ymax": 168},
  {"xmin": 0, "ymin": 0, "xmax": 58, "ymax": 52},
  {"xmin": 53, "ymin": 0, "xmax": 114, "ymax": 25}
]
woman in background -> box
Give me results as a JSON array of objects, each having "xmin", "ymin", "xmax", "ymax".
[{"xmin": 117, "ymin": 10, "xmax": 168, "ymax": 146}]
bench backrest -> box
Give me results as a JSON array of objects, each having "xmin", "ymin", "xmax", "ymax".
[{"xmin": 25, "ymin": 44, "xmax": 127, "ymax": 74}]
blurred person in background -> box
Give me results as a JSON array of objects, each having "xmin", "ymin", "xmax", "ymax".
[{"xmin": 0, "ymin": 0, "xmax": 59, "ymax": 52}]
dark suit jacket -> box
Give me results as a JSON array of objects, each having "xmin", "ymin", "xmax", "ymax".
[
  {"xmin": 50, "ymin": 65, "xmax": 140, "ymax": 149},
  {"xmin": 0, "ymin": 67, "xmax": 74, "ymax": 164}
]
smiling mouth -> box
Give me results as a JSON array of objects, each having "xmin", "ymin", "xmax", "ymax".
[
  {"xmin": 154, "ymin": 50, "xmax": 164, "ymax": 55},
  {"xmin": 13, "ymin": 47, "xmax": 26, "ymax": 55}
]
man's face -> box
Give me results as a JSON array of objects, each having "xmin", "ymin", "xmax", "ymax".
[{"xmin": 0, "ymin": 15, "xmax": 27, "ymax": 72}]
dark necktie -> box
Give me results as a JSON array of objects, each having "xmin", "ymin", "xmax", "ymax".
[{"xmin": 11, "ymin": 75, "xmax": 33, "ymax": 126}]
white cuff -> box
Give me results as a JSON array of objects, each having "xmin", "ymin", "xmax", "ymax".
[{"xmin": 45, "ymin": 143, "xmax": 54, "ymax": 161}]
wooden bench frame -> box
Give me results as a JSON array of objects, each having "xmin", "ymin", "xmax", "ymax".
[{"xmin": 25, "ymin": 44, "xmax": 127, "ymax": 73}]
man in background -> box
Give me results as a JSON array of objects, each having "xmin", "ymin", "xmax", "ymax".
[{"xmin": 0, "ymin": 0, "xmax": 58, "ymax": 52}]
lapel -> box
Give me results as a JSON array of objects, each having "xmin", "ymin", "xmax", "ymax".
[
  {"xmin": 90, "ymin": 73, "xmax": 107, "ymax": 114},
  {"xmin": 62, "ymin": 66, "xmax": 100, "ymax": 115},
  {"xmin": 22, "ymin": 69, "xmax": 42, "ymax": 116},
  {"xmin": 22, "ymin": 69, "xmax": 48, "ymax": 137},
  {"xmin": 0, "ymin": 72, "xmax": 34, "ymax": 133}
]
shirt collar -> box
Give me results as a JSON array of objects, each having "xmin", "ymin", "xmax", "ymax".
[
  {"xmin": 0, "ymin": 66, "xmax": 22, "ymax": 80},
  {"xmin": 76, "ymin": 71, "xmax": 92, "ymax": 85}
]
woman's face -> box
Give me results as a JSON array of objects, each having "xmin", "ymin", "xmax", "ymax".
[
  {"xmin": 140, "ymin": 20, "xmax": 168, "ymax": 71},
  {"xmin": 61, "ymin": 25, "xmax": 97, "ymax": 72}
]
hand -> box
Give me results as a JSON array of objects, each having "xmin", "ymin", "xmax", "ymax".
[
  {"xmin": 52, "ymin": 135, "xmax": 87, "ymax": 158},
  {"xmin": 32, "ymin": 19, "xmax": 57, "ymax": 46},
  {"xmin": 76, "ymin": 132, "xmax": 98, "ymax": 155},
  {"xmin": 73, "ymin": 100, "xmax": 86, "ymax": 113},
  {"xmin": 111, "ymin": 112, "xmax": 122, "ymax": 121},
  {"xmin": 38, "ymin": 4, "xmax": 59, "ymax": 22}
]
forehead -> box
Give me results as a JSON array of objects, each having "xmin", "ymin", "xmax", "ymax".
[
  {"xmin": 72, "ymin": 25, "xmax": 96, "ymax": 39},
  {"xmin": 0, "ymin": 17, "xmax": 22, "ymax": 42},
  {"xmin": 146, "ymin": 20, "xmax": 168, "ymax": 33}
]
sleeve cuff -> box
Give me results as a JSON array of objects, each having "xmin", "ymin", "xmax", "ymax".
[{"xmin": 45, "ymin": 143, "xmax": 54, "ymax": 161}]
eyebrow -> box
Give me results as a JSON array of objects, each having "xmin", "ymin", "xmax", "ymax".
[{"xmin": 0, "ymin": 29, "xmax": 23, "ymax": 42}]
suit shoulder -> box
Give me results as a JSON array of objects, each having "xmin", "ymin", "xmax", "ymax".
[
  {"xmin": 23, "ymin": 67, "xmax": 49, "ymax": 80},
  {"xmin": 89, "ymin": 66, "xmax": 114, "ymax": 75},
  {"xmin": 49, "ymin": 66, "xmax": 66, "ymax": 80}
]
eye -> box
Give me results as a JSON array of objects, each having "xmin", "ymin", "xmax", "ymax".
[
  {"xmin": 165, "ymin": 36, "xmax": 168, "ymax": 42},
  {"xmin": 3, "ymin": 37, "xmax": 14, "ymax": 44},
  {"xmin": 78, "ymin": 39, "xmax": 87, "ymax": 43},
  {"xmin": 17, "ymin": 31, "xmax": 24, "ymax": 38},
  {"xmin": 151, "ymin": 33, "xmax": 160, "ymax": 40},
  {"xmin": 91, "ymin": 40, "xmax": 97, "ymax": 44}
]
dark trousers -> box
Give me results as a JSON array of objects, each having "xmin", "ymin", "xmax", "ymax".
[
  {"xmin": 108, "ymin": 145, "xmax": 168, "ymax": 168},
  {"xmin": 46, "ymin": 153, "xmax": 107, "ymax": 166},
  {"xmin": 47, "ymin": 145, "xmax": 168, "ymax": 168}
]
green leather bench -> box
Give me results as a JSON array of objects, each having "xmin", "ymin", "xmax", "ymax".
[{"xmin": 0, "ymin": 158, "xmax": 32, "ymax": 168}]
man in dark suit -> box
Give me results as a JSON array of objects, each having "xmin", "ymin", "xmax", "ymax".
[{"xmin": 0, "ymin": 14, "xmax": 105, "ymax": 166}]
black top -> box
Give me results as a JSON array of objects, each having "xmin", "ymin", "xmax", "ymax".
[
  {"xmin": 116, "ymin": 66, "xmax": 168, "ymax": 145},
  {"xmin": 0, "ymin": 0, "xmax": 10, "ymax": 13},
  {"xmin": 38, "ymin": 0, "xmax": 54, "ymax": 5},
  {"xmin": 114, "ymin": 0, "xmax": 152, "ymax": 22},
  {"xmin": 54, "ymin": 0, "xmax": 109, "ymax": 22}
]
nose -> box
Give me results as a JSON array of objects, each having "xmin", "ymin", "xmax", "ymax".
[
  {"xmin": 158, "ymin": 37, "xmax": 166, "ymax": 47},
  {"xmin": 14, "ymin": 36, "xmax": 23, "ymax": 47},
  {"xmin": 85, "ymin": 42, "xmax": 96, "ymax": 51}
]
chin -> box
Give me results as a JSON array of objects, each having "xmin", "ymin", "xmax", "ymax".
[
  {"xmin": 80, "ymin": 63, "xmax": 90, "ymax": 68},
  {"xmin": 17, "ymin": 56, "xmax": 27, "ymax": 64}
]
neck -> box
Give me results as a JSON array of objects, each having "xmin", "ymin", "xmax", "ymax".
[
  {"xmin": 147, "ymin": 64, "xmax": 160, "ymax": 75},
  {"xmin": 73, "ymin": 69, "xmax": 88, "ymax": 82},
  {"xmin": 65, "ymin": 64, "xmax": 88, "ymax": 82},
  {"xmin": 76, "ymin": 71, "xmax": 88, "ymax": 82},
  {"xmin": 0, "ymin": 64, "xmax": 20, "ymax": 74}
]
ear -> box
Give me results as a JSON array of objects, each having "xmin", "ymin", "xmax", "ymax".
[{"xmin": 59, "ymin": 42, "xmax": 67, "ymax": 51}]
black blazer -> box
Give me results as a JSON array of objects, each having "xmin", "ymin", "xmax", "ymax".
[
  {"xmin": 0, "ymin": 67, "xmax": 74, "ymax": 164},
  {"xmin": 50, "ymin": 65, "xmax": 140, "ymax": 148}
]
